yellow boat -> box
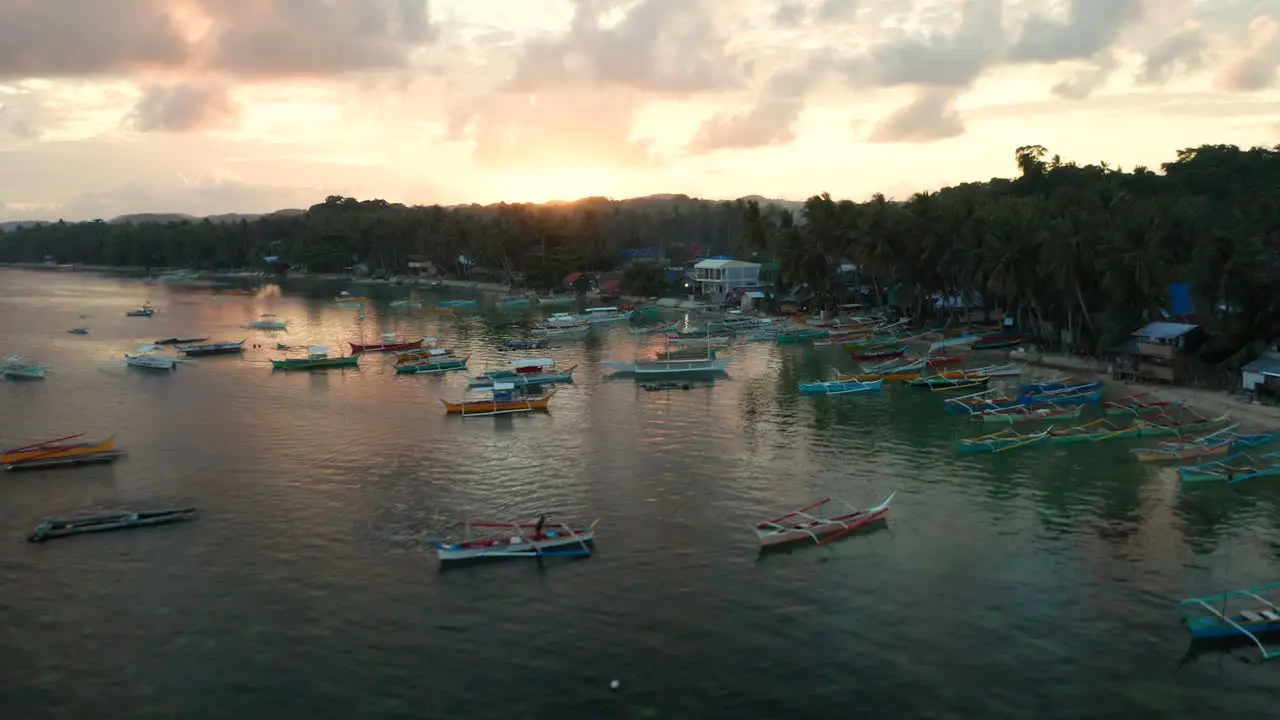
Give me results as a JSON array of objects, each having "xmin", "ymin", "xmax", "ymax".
[{"xmin": 1, "ymin": 435, "xmax": 116, "ymax": 465}]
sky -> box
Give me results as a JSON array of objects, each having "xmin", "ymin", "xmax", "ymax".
[{"xmin": 0, "ymin": 0, "xmax": 1277, "ymax": 222}]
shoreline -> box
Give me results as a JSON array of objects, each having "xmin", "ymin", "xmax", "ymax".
[{"xmin": 1027, "ymin": 351, "xmax": 1276, "ymax": 431}]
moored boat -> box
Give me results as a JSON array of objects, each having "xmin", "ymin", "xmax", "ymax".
[
  {"xmin": 1128, "ymin": 424, "xmax": 1276, "ymax": 462},
  {"xmin": 155, "ymin": 337, "xmax": 207, "ymax": 345},
  {"xmin": 441, "ymin": 384, "xmax": 555, "ymax": 416},
  {"xmin": 1103, "ymin": 392, "xmax": 1185, "ymax": 416},
  {"xmin": 438, "ymin": 299, "xmax": 479, "ymax": 308},
  {"xmin": 176, "ymin": 339, "xmax": 245, "ymax": 356},
  {"xmin": 581, "ymin": 306, "xmax": 633, "ymax": 323},
  {"xmin": 1, "ymin": 435, "xmax": 116, "ymax": 466},
  {"xmin": 797, "ymin": 378, "xmax": 883, "ymax": 396},
  {"xmin": 906, "ymin": 374, "xmax": 990, "ymax": 391},
  {"xmin": 124, "ymin": 345, "xmax": 181, "ymax": 370},
  {"xmin": 125, "ymin": 304, "xmax": 155, "ymax": 317},
  {"xmin": 754, "ymin": 493, "xmax": 895, "ymax": 547},
  {"xmin": 531, "ymin": 314, "xmax": 591, "ymax": 335},
  {"xmin": 975, "ymin": 402, "xmax": 1084, "ymax": 425},
  {"xmin": 395, "ymin": 352, "xmax": 469, "ymax": 374},
  {"xmin": 849, "ymin": 345, "xmax": 907, "ymax": 361},
  {"xmin": 28, "ymin": 507, "xmax": 196, "ymax": 543},
  {"xmin": 956, "ymin": 427, "xmax": 1053, "ymax": 454},
  {"xmin": 270, "ymin": 346, "xmax": 359, "ymax": 370},
  {"xmin": 775, "ymin": 327, "xmax": 829, "ymax": 344},
  {"xmin": 1178, "ymin": 449, "xmax": 1280, "ymax": 483},
  {"xmin": 468, "ymin": 358, "xmax": 576, "ymax": 389},
  {"xmin": 1017, "ymin": 382, "xmax": 1103, "ymax": 405},
  {"xmin": 1, "ymin": 354, "xmax": 49, "ymax": 379},
  {"xmin": 1179, "ymin": 581, "xmax": 1280, "ymax": 659},
  {"xmin": 351, "ymin": 334, "xmax": 424, "ymax": 353},
  {"xmin": 631, "ymin": 321, "xmax": 679, "ymax": 335},
  {"xmin": 431, "ymin": 517, "xmax": 598, "ymax": 563},
  {"xmin": 501, "ymin": 340, "xmax": 549, "ymax": 351},
  {"xmin": 944, "ymin": 388, "xmax": 1022, "ymax": 413}
]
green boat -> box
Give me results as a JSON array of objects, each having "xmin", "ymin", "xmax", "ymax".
[
  {"xmin": 1051, "ymin": 419, "xmax": 1142, "ymax": 444},
  {"xmin": 395, "ymin": 355, "xmax": 469, "ymax": 374},
  {"xmin": 270, "ymin": 346, "xmax": 360, "ymax": 370},
  {"xmin": 1179, "ymin": 449, "xmax": 1280, "ymax": 483},
  {"xmin": 956, "ymin": 426, "xmax": 1053, "ymax": 454}
]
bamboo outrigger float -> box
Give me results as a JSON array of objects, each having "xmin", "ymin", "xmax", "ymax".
[{"xmin": 1179, "ymin": 581, "xmax": 1280, "ymax": 660}]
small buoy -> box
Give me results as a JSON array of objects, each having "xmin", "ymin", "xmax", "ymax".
[{"xmin": 609, "ymin": 680, "xmax": 620, "ymax": 691}]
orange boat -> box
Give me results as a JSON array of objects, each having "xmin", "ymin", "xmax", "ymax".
[
  {"xmin": 441, "ymin": 385, "xmax": 555, "ymax": 416},
  {"xmin": 1, "ymin": 435, "xmax": 116, "ymax": 465}
]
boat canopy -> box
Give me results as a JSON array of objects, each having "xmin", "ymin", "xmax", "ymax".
[
  {"xmin": 381, "ymin": 332, "xmax": 397, "ymax": 338},
  {"xmin": 491, "ymin": 382, "xmax": 515, "ymax": 391},
  {"xmin": 136, "ymin": 344, "xmax": 163, "ymax": 352},
  {"xmin": 511, "ymin": 358, "xmax": 554, "ymax": 368},
  {"xmin": 585, "ymin": 306, "xmax": 618, "ymax": 313},
  {"xmin": 307, "ymin": 346, "xmax": 329, "ymax": 354}
]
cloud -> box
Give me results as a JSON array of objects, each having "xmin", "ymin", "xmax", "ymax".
[
  {"xmin": 0, "ymin": 88, "xmax": 46, "ymax": 140},
  {"xmin": 844, "ymin": 0, "xmax": 1004, "ymax": 89},
  {"xmin": 816, "ymin": 0, "xmax": 860, "ymax": 23},
  {"xmin": 773, "ymin": 2, "xmax": 806, "ymax": 27},
  {"xmin": 867, "ymin": 87, "xmax": 964, "ymax": 143},
  {"xmin": 128, "ymin": 83, "xmax": 240, "ymax": 132},
  {"xmin": 1052, "ymin": 52, "xmax": 1119, "ymax": 99},
  {"xmin": 199, "ymin": 0, "xmax": 437, "ymax": 78},
  {"xmin": 686, "ymin": 60, "xmax": 824, "ymax": 153},
  {"xmin": 1007, "ymin": 0, "xmax": 1143, "ymax": 64},
  {"xmin": 1216, "ymin": 15, "xmax": 1280, "ymax": 92},
  {"xmin": 1137, "ymin": 26, "xmax": 1208, "ymax": 84},
  {"xmin": 0, "ymin": 1, "xmax": 189, "ymax": 79}
]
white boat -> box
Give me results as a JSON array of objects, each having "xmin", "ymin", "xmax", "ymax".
[
  {"xmin": 969, "ymin": 363, "xmax": 1023, "ymax": 377},
  {"xmin": 248, "ymin": 314, "xmax": 289, "ymax": 330},
  {"xmin": 124, "ymin": 345, "xmax": 180, "ymax": 370},
  {"xmin": 1, "ymin": 355, "xmax": 48, "ymax": 379},
  {"xmin": 604, "ymin": 348, "xmax": 731, "ymax": 377},
  {"xmin": 531, "ymin": 313, "xmax": 591, "ymax": 335},
  {"xmin": 582, "ymin": 306, "xmax": 634, "ymax": 324},
  {"xmin": 754, "ymin": 493, "xmax": 895, "ymax": 547},
  {"xmin": 431, "ymin": 517, "xmax": 599, "ymax": 563}
]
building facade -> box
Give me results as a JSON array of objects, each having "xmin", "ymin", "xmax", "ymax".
[{"xmin": 693, "ymin": 258, "xmax": 762, "ymax": 296}]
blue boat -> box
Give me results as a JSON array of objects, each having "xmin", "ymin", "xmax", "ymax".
[
  {"xmin": 1016, "ymin": 389, "xmax": 1102, "ymax": 405},
  {"xmin": 1180, "ymin": 581, "xmax": 1280, "ymax": 659},
  {"xmin": 797, "ymin": 378, "xmax": 883, "ymax": 396},
  {"xmin": 498, "ymin": 297, "xmax": 531, "ymax": 307},
  {"xmin": 438, "ymin": 299, "xmax": 478, "ymax": 308}
]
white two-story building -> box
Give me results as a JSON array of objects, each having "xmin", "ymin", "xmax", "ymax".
[{"xmin": 693, "ymin": 258, "xmax": 762, "ymax": 297}]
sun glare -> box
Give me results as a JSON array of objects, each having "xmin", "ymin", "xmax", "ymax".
[{"xmin": 487, "ymin": 168, "xmax": 633, "ymax": 204}]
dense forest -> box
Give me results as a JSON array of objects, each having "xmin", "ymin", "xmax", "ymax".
[{"xmin": 1, "ymin": 143, "xmax": 1278, "ymax": 365}]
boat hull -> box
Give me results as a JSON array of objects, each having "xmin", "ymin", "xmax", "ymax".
[
  {"xmin": 604, "ymin": 358, "xmax": 731, "ymax": 376},
  {"xmin": 351, "ymin": 339, "xmax": 423, "ymax": 353},
  {"xmin": 441, "ymin": 393, "xmax": 554, "ymax": 414},
  {"xmin": 396, "ymin": 358, "xmax": 469, "ymax": 374},
  {"xmin": 432, "ymin": 527, "xmax": 595, "ymax": 562},
  {"xmin": 28, "ymin": 507, "xmax": 195, "ymax": 542},
  {"xmin": 176, "ymin": 341, "xmax": 244, "ymax": 356},
  {"xmin": 755, "ymin": 494, "xmax": 894, "ymax": 548},
  {"xmin": 125, "ymin": 354, "xmax": 177, "ymax": 370},
  {"xmin": 1, "ymin": 436, "xmax": 116, "ymax": 466}
]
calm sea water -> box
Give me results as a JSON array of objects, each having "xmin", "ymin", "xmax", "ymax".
[{"xmin": 2, "ymin": 269, "xmax": 1279, "ymax": 719}]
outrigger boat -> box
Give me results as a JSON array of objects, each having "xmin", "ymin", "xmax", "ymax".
[
  {"xmin": 971, "ymin": 334, "xmax": 1025, "ymax": 351},
  {"xmin": 967, "ymin": 363, "xmax": 1023, "ymax": 378},
  {"xmin": 270, "ymin": 346, "xmax": 359, "ymax": 370},
  {"xmin": 754, "ymin": 493, "xmax": 895, "ymax": 548},
  {"xmin": 1019, "ymin": 377, "xmax": 1101, "ymax": 394},
  {"xmin": 531, "ymin": 314, "xmax": 591, "ymax": 336},
  {"xmin": 351, "ymin": 334, "xmax": 424, "ymax": 353},
  {"xmin": 906, "ymin": 374, "xmax": 990, "ymax": 392},
  {"xmin": 431, "ymin": 517, "xmax": 598, "ymax": 563},
  {"xmin": 1017, "ymin": 382, "xmax": 1102, "ymax": 405},
  {"xmin": 775, "ymin": 327, "xmax": 829, "ymax": 344},
  {"xmin": 28, "ymin": 508, "xmax": 195, "ymax": 543},
  {"xmin": 441, "ymin": 383, "xmax": 555, "ymax": 416},
  {"xmin": 1129, "ymin": 424, "xmax": 1280, "ymax": 463},
  {"xmin": 468, "ymin": 358, "xmax": 576, "ymax": 389},
  {"xmin": 1179, "ymin": 581, "xmax": 1280, "ymax": 660},
  {"xmin": 1, "ymin": 354, "xmax": 49, "ymax": 379},
  {"xmin": 124, "ymin": 345, "xmax": 184, "ymax": 370},
  {"xmin": 944, "ymin": 388, "xmax": 1022, "ymax": 413},
  {"xmin": 605, "ymin": 339, "xmax": 730, "ymax": 378},
  {"xmin": 1179, "ymin": 449, "xmax": 1280, "ymax": 483},
  {"xmin": 437, "ymin": 299, "xmax": 478, "ymax": 308},
  {"xmin": 1, "ymin": 435, "xmax": 116, "ymax": 466},
  {"xmin": 393, "ymin": 340, "xmax": 452, "ymax": 363},
  {"xmin": 956, "ymin": 426, "xmax": 1054, "ymax": 454},
  {"xmin": 797, "ymin": 378, "xmax": 884, "ymax": 396},
  {"xmin": 581, "ymin": 306, "xmax": 633, "ymax": 324},
  {"xmin": 925, "ymin": 355, "xmax": 965, "ymax": 367},
  {"xmin": 974, "ymin": 402, "xmax": 1084, "ymax": 425},
  {"xmin": 176, "ymin": 339, "xmax": 245, "ymax": 356},
  {"xmin": 395, "ymin": 351, "xmax": 469, "ymax": 374},
  {"xmin": 155, "ymin": 337, "xmax": 207, "ymax": 345},
  {"xmin": 1103, "ymin": 392, "xmax": 1185, "ymax": 416},
  {"xmin": 1052, "ymin": 411, "xmax": 1229, "ymax": 444},
  {"xmin": 125, "ymin": 304, "xmax": 155, "ymax": 317},
  {"xmin": 631, "ymin": 321, "xmax": 679, "ymax": 335},
  {"xmin": 849, "ymin": 345, "xmax": 907, "ymax": 361}
]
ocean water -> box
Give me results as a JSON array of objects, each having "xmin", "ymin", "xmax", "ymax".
[{"xmin": 1, "ymin": 269, "xmax": 1279, "ymax": 719}]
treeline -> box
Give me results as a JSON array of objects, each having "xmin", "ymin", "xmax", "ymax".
[
  {"xmin": 761, "ymin": 144, "xmax": 1280, "ymax": 366},
  {"xmin": 0, "ymin": 194, "xmax": 769, "ymax": 292}
]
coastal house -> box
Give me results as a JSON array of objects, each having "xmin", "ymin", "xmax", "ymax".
[
  {"xmin": 1241, "ymin": 352, "xmax": 1280, "ymax": 399},
  {"xmin": 1128, "ymin": 321, "xmax": 1205, "ymax": 384},
  {"xmin": 693, "ymin": 257, "xmax": 762, "ymax": 296}
]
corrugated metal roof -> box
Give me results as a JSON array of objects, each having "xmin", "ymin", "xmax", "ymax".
[
  {"xmin": 1132, "ymin": 321, "xmax": 1199, "ymax": 340},
  {"xmin": 1242, "ymin": 356, "xmax": 1280, "ymax": 377},
  {"xmin": 694, "ymin": 259, "xmax": 761, "ymax": 269},
  {"xmin": 745, "ymin": 291, "xmax": 767, "ymax": 299}
]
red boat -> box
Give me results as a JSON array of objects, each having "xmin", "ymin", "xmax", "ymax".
[
  {"xmin": 350, "ymin": 337, "xmax": 424, "ymax": 353},
  {"xmin": 849, "ymin": 345, "xmax": 907, "ymax": 361},
  {"xmin": 926, "ymin": 355, "xmax": 964, "ymax": 367}
]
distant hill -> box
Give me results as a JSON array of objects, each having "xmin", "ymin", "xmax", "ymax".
[{"xmin": 1, "ymin": 195, "xmax": 801, "ymax": 230}]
